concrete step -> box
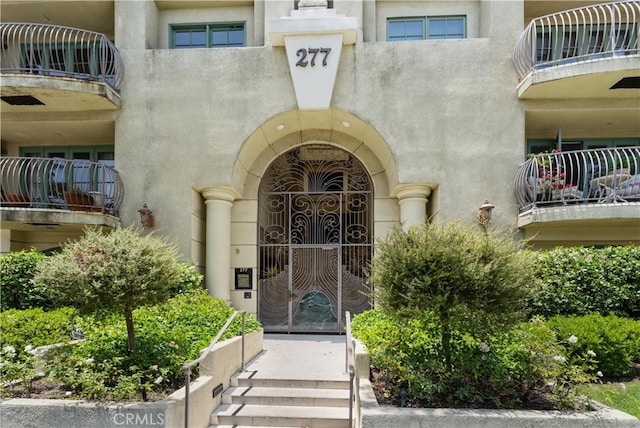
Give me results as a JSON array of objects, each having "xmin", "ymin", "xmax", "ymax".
[
  {"xmin": 210, "ymin": 404, "xmax": 350, "ymax": 428},
  {"xmin": 223, "ymin": 386, "xmax": 350, "ymax": 407},
  {"xmin": 231, "ymin": 371, "xmax": 350, "ymax": 390},
  {"xmin": 212, "ymin": 426, "xmax": 299, "ymax": 428}
]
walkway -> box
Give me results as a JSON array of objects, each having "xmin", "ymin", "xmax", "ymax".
[
  {"xmin": 245, "ymin": 334, "xmax": 348, "ymax": 381},
  {"xmin": 211, "ymin": 334, "xmax": 352, "ymax": 427}
]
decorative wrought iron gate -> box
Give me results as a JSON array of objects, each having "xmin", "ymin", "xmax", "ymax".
[{"xmin": 258, "ymin": 145, "xmax": 373, "ymax": 333}]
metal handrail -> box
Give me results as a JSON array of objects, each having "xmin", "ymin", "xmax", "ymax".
[
  {"xmin": 512, "ymin": 1, "xmax": 640, "ymax": 80},
  {"xmin": 181, "ymin": 310, "xmax": 246, "ymax": 428},
  {"xmin": 0, "ymin": 156, "xmax": 124, "ymax": 215},
  {"xmin": 0, "ymin": 22, "xmax": 124, "ymax": 91},
  {"xmin": 345, "ymin": 311, "xmax": 356, "ymax": 428},
  {"xmin": 514, "ymin": 146, "xmax": 640, "ymax": 211}
]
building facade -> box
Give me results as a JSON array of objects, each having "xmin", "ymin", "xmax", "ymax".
[{"xmin": 1, "ymin": 0, "xmax": 639, "ymax": 333}]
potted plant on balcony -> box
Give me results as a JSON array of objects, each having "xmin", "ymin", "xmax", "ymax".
[
  {"xmin": 2, "ymin": 193, "xmax": 31, "ymax": 207},
  {"xmin": 64, "ymin": 188, "xmax": 93, "ymax": 211},
  {"xmin": 606, "ymin": 157, "xmax": 634, "ymax": 176}
]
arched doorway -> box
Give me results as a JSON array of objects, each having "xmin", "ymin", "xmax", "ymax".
[{"xmin": 258, "ymin": 144, "xmax": 373, "ymax": 333}]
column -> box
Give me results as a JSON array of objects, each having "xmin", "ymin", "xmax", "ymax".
[
  {"xmin": 393, "ymin": 184, "xmax": 433, "ymax": 231},
  {"xmin": 202, "ymin": 187, "xmax": 238, "ymax": 304}
]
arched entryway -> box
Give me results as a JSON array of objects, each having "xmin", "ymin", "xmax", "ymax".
[{"xmin": 258, "ymin": 144, "xmax": 373, "ymax": 333}]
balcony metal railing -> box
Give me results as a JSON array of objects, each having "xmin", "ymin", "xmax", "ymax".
[
  {"xmin": 512, "ymin": 1, "xmax": 640, "ymax": 80},
  {"xmin": 0, "ymin": 23, "xmax": 123, "ymax": 91},
  {"xmin": 0, "ymin": 157, "xmax": 124, "ymax": 215},
  {"xmin": 514, "ymin": 146, "xmax": 640, "ymax": 212}
]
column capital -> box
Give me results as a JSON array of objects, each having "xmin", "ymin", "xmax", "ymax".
[
  {"xmin": 392, "ymin": 184, "xmax": 433, "ymax": 201},
  {"xmin": 202, "ymin": 186, "xmax": 240, "ymax": 204}
]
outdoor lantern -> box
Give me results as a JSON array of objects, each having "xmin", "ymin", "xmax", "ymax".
[
  {"xmin": 478, "ymin": 199, "xmax": 494, "ymax": 226},
  {"xmin": 138, "ymin": 203, "xmax": 154, "ymax": 228}
]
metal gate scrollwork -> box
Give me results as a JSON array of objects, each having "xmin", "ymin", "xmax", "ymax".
[{"xmin": 258, "ymin": 145, "xmax": 373, "ymax": 333}]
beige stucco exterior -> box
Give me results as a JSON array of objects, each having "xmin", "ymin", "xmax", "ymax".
[
  {"xmin": 1, "ymin": 0, "xmax": 639, "ymax": 318},
  {"xmin": 106, "ymin": 0, "xmax": 526, "ymax": 313}
]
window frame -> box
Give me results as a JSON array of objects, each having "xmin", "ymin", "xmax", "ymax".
[
  {"xmin": 169, "ymin": 22, "xmax": 246, "ymax": 49},
  {"xmin": 387, "ymin": 15, "xmax": 466, "ymax": 41},
  {"xmin": 426, "ymin": 16, "xmax": 467, "ymax": 40},
  {"xmin": 387, "ymin": 18, "xmax": 426, "ymax": 42}
]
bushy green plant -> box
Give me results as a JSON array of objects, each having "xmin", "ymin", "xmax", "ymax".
[
  {"xmin": 352, "ymin": 310, "xmax": 586, "ymax": 409},
  {"xmin": 0, "ymin": 345, "xmax": 38, "ymax": 395},
  {"xmin": 0, "ymin": 307, "xmax": 78, "ymax": 354},
  {"xmin": 0, "ymin": 249, "xmax": 51, "ymax": 311},
  {"xmin": 43, "ymin": 290, "xmax": 261, "ymax": 401},
  {"xmin": 528, "ymin": 246, "xmax": 640, "ymax": 318},
  {"xmin": 369, "ymin": 221, "xmax": 535, "ymax": 371},
  {"xmin": 0, "ymin": 307, "xmax": 77, "ymax": 396},
  {"xmin": 169, "ymin": 263, "xmax": 204, "ymax": 296},
  {"xmin": 547, "ymin": 314, "xmax": 640, "ymax": 378},
  {"xmin": 34, "ymin": 226, "xmax": 181, "ymax": 352}
]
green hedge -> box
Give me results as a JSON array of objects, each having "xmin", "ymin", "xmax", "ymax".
[
  {"xmin": 0, "ymin": 250, "xmax": 52, "ymax": 311},
  {"xmin": 351, "ymin": 309, "xmax": 569, "ymax": 409},
  {"xmin": 528, "ymin": 246, "xmax": 640, "ymax": 318},
  {"xmin": 0, "ymin": 307, "xmax": 78, "ymax": 358},
  {"xmin": 547, "ymin": 313, "xmax": 640, "ymax": 378}
]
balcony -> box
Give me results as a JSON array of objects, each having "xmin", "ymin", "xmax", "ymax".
[
  {"xmin": 0, "ymin": 23, "xmax": 123, "ymax": 112},
  {"xmin": 1, "ymin": 157, "xmax": 124, "ymax": 231},
  {"xmin": 514, "ymin": 146, "xmax": 640, "ymax": 245},
  {"xmin": 513, "ymin": 1, "xmax": 639, "ymax": 99}
]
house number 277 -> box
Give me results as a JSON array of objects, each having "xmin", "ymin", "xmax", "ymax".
[{"xmin": 296, "ymin": 47, "xmax": 332, "ymax": 67}]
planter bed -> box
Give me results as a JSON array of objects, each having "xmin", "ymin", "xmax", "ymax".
[{"xmin": 0, "ymin": 330, "xmax": 263, "ymax": 428}]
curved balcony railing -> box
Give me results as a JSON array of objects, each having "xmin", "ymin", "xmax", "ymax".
[
  {"xmin": 514, "ymin": 146, "xmax": 640, "ymax": 212},
  {"xmin": 0, "ymin": 23, "xmax": 123, "ymax": 91},
  {"xmin": 513, "ymin": 1, "xmax": 640, "ymax": 80},
  {"xmin": 0, "ymin": 157, "xmax": 124, "ymax": 215}
]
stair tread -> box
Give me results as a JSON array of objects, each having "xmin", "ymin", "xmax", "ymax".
[
  {"xmin": 212, "ymin": 426, "xmax": 302, "ymax": 428},
  {"xmin": 214, "ymin": 403, "xmax": 350, "ymax": 419},
  {"xmin": 226, "ymin": 386, "xmax": 350, "ymax": 399},
  {"xmin": 233, "ymin": 371, "xmax": 350, "ymax": 383}
]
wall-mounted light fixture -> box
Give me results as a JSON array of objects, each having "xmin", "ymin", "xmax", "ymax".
[
  {"xmin": 138, "ymin": 203, "xmax": 154, "ymax": 228},
  {"xmin": 478, "ymin": 199, "xmax": 494, "ymax": 231}
]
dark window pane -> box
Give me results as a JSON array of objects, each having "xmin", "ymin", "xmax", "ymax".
[
  {"xmin": 429, "ymin": 19, "xmax": 446, "ymax": 37},
  {"xmin": 447, "ymin": 19, "xmax": 464, "ymax": 37},
  {"xmin": 406, "ymin": 21, "xmax": 424, "ymax": 39},
  {"xmin": 212, "ymin": 30, "xmax": 228, "ymax": 46},
  {"xmin": 388, "ymin": 22, "xmax": 404, "ymax": 38},
  {"xmin": 228, "ymin": 29, "xmax": 244, "ymax": 46},
  {"xmin": 175, "ymin": 32, "xmax": 191, "ymax": 46},
  {"xmin": 191, "ymin": 31, "xmax": 206, "ymax": 46}
]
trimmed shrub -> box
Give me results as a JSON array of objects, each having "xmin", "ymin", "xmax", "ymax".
[
  {"xmin": 352, "ymin": 309, "xmax": 572, "ymax": 409},
  {"xmin": 0, "ymin": 250, "xmax": 51, "ymax": 311},
  {"xmin": 528, "ymin": 246, "xmax": 640, "ymax": 318},
  {"xmin": 547, "ymin": 314, "xmax": 640, "ymax": 378},
  {"xmin": 34, "ymin": 226, "xmax": 182, "ymax": 352},
  {"xmin": 369, "ymin": 221, "xmax": 535, "ymax": 371}
]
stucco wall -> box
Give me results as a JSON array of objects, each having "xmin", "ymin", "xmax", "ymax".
[{"xmin": 114, "ymin": 0, "xmax": 524, "ymax": 262}]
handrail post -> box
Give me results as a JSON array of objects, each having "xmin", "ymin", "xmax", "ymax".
[
  {"xmin": 241, "ymin": 311, "xmax": 246, "ymax": 372},
  {"xmin": 182, "ymin": 366, "xmax": 190, "ymax": 428},
  {"xmin": 345, "ymin": 311, "xmax": 355, "ymax": 428}
]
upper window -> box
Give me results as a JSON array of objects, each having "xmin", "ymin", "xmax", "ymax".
[
  {"xmin": 388, "ymin": 18, "xmax": 425, "ymax": 41},
  {"xmin": 388, "ymin": 16, "xmax": 466, "ymax": 41},
  {"xmin": 427, "ymin": 16, "xmax": 466, "ymax": 39},
  {"xmin": 170, "ymin": 23, "xmax": 246, "ymax": 49}
]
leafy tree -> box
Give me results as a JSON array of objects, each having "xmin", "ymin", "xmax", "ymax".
[
  {"xmin": 369, "ymin": 221, "xmax": 535, "ymax": 371},
  {"xmin": 33, "ymin": 226, "xmax": 181, "ymax": 352}
]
